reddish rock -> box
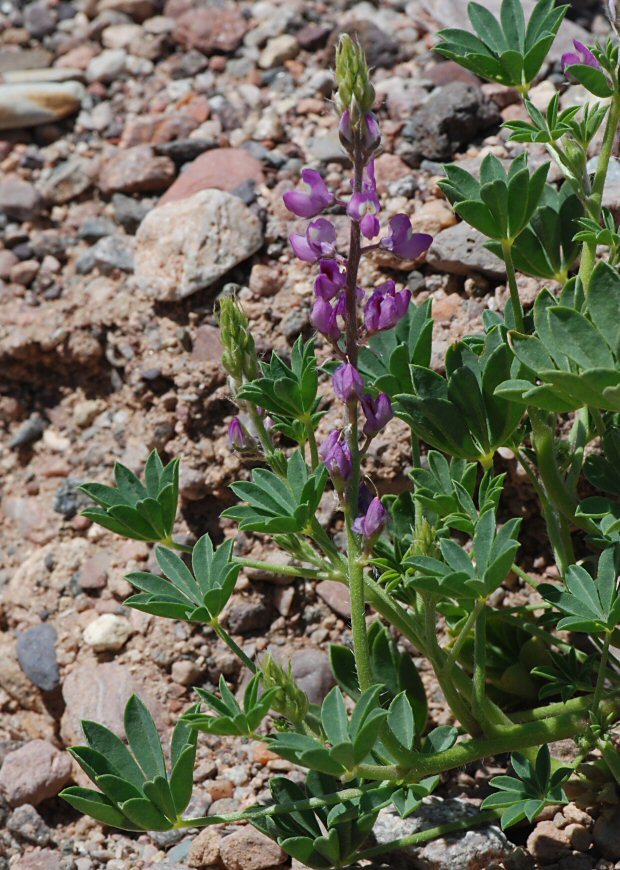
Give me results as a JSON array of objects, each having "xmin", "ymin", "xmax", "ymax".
[
  {"xmin": 192, "ymin": 323, "xmax": 222, "ymax": 364},
  {"xmin": 0, "ymin": 740, "xmax": 71, "ymax": 807},
  {"xmin": 98, "ymin": 144, "xmax": 176, "ymax": 196},
  {"xmin": 120, "ymin": 112, "xmax": 199, "ymax": 148},
  {"xmin": 425, "ymin": 60, "xmax": 481, "ymax": 87},
  {"xmin": 173, "ymin": 5, "xmax": 248, "ymax": 55},
  {"xmin": 159, "ymin": 147, "xmax": 264, "ymax": 205},
  {"xmin": 96, "ymin": 0, "xmax": 154, "ymax": 22},
  {"xmin": 316, "ymin": 580, "xmax": 351, "ymax": 619}
]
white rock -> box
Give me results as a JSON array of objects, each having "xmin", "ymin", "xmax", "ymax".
[
  {"xmin": 0, "ymin": 82, "xmax": 84, "ymax": 131},
  {"xmin": 86, "ymin": 49, "xmax": 126, "ymax": 84},
  {"xmin": 101, "ymin": 23, "xmax": 142, "ymax": 49},
  {"xmin": 83, "ymin": 614, "xmax": 132, "ymax": 652},
  {"xmin": 134, "ymin": 189, "xmax": 264, "ymax": 301}
]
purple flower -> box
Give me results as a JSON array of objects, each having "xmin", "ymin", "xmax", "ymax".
[
  {"xmin": 290, "ymin": 218, "xmax": 338, "ymax": 263},
  {"xmin": 561, "ymin": 40, "xmax": 601, "ymax": 72},
  {"xmin": 310, "ymin": 297, "xmax": 340, "ymax": 340},
  {"xmin": 339, "ymin": 110, "xmax": 381, "ymax": 154},
  {"xmin": 283, "ymin": 169, "xmax": 334, "ymax": 218},
  {"xmin": 361, "ymin": 393, "xmax": 393, "ymax": 436},
  {"xmin": 380, "ymin": 214, "xmax": 433, "ymax": 261},
  {"xmin": 333, "ymin": 363, "xmax": 364, "ymax": 402},
  {"xmin": 353, "ymin": 497, "xmax": 389, "ymax": 540},
  {"xmin": 319, "ymin": 430, "xmax": 352, "ymax": 487},
  {"xmin": 228, "ymin": 417, "xmax": 251, "ymax": 451},
  {"xmin": 315, "ymin": 259, "xmax": 347, "ymax": 301},
  {"xmin": 364, "ymin": 280, "xmax": 411, "ymax": 334}
]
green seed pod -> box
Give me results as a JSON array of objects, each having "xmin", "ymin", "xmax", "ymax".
[
  {"xmin": 261, "ymin": 655, "xmax": 309, "ymax": 726},
  {"xmin": 217, "ymin": 292, "xmax": 259, "ymax": 388}
]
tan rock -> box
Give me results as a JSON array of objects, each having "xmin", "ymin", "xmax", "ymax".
[
  {"xmin": 219, "ymin": 827, "xmax": 286, "ymax": 870},
  {"xmin": 134, "ymin": 189, "xmax": 263, "ymax": 300},
  {"xmin": 188, "ymin": 826, "xmax": 223, "ymax": 869},
  {"xmin": 0, "ymin": 82, "xmax": 84, "ymax": 130}
]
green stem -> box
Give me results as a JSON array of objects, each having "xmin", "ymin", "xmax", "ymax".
[
  {"xmin": 233, "ymin": 557, "xmax": 337, "ymax": 580},
  {"xmin": 501, "ymin": 240, "xmax": 524, "ymax": 333},
  {"xmin": 212, "ymin": 622, "xmax": 257, "ymax": 674},
  {"xmin": 247, "ymin": 403, "xmax": 275, "ymax": 459},
  {"xmin": 512, "ymin": 689, "xmax": 620, "ymax": 724},
  {"xmin": 346, "ymin": 508, "xmax": 373, "ymax": 692},
  {"xmin": 309, "ymin": 519, "xmax": 348, "ymax": 572},
  {"xmin": 163, "ymin": 537, "xmax": 193, "ymax": 554},
  {"xmin": 473, "ymin": 605, "xmax": 488, "ymax": 730},
  {"xmin": 176, "ymin": 784, "xmax": 391, "ymax": 829},
  {"xmin": 511, "ymin": 563, "xmax": 539, "ymax": 589},
  {"xmin": 303, "ymin": 415, "xmax": 320, "ymax": 470},
  {"xmin": 356, "ymin": 810, "xmax": 501, "ymax": 860},
  {"xmin": 579, "ymin": 94, "xmax": 620, "ymax": 292},
  {"xmin": 355, "ymin": 707, "xmax": 596, "ymax": 783},
  {"xmin": 440, "ymin": 600, "xmax": 483, "ymax": 677},
  {"xmin": 593, "ymin": 631, "xmax": 612, "ymax": 712}
]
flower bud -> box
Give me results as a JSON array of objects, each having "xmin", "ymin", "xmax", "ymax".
[
  {"xmin": 261, "ymin": 655, "xmax": 309, "ymax": 726},
  {"xmin": 218, "ymin": 293, "xmax": 259, "ymax": 387},
  {"xmin": 353, "ymin": 497, "xmax": 389, "ymax": 542},
  {"xmin": 319, "ymin": 430, "xmax": 352, "ymax": 489},
  {"xmin": 361, "ymin": 393, "xmax": 393, "ymax": 436},
  {"xmin": 335, "ymin": 35, "xmax": 376, "ymax": 122},
  {"xmin": 228, "ymin": 417, "xmax": 253, "ymax": 452},
  {"xmin": 333, "ymin": 363, "xmax": 364, "ymax": 402}
]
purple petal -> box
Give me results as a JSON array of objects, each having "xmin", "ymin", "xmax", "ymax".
[
  {"xmin": 283, "ymin": 190, "xmax": 321, "ymax": 218},
  {"xmin": 290, "ymin": 233, "xmax": 319, "ymax": 262}
]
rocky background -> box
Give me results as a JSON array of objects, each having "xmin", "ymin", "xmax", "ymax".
[{"xmin": 0, "ymin": 0, "xmax": 619, "ymax": 868}]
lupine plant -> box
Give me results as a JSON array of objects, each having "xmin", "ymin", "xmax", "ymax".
[{"xmin": 62, "ymin": 3, "xmax": 620, "ymax": 865}]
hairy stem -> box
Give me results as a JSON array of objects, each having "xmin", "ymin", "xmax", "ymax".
[
  {"xmin": 501, "ymin": 240, "xmax": 525, "ymax": 333},
  {"xmin": 473, "ymin": 605, "xmax": 488, "ymax": 732},
  {"xmin": 579, "ymin": 94, "xmax": 620, "ymax": 291},
  {"xmin": 593, "ymin": 632, "xmax": 612, "ymax": 713},
  {"xmin": 212, "ymin": 622, "xmax": 257, "ymax": 674}
]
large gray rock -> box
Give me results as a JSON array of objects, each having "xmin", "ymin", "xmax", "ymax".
[
  {"xmin": 374, "ymin": 798, "xmax": 516, "ymax": 869},
  {"xmin": 427, "ymin": 222, "xmax": 506, "ymax": 279},
  {"xmin": 134, "ymin": 189, "xmax": 263, "ymax": 300},
  {"xmin": 400, "ymin": 82, "xmax": 501, "ymax": 165}
]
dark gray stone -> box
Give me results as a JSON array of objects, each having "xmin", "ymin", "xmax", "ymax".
[
  {"xmin": 78, "ymin": 217, "xmax": 116, "ymax": 242},
  {"xmin": 92, "ymin": 234, "xmax": 135, "ymax": 273},
  {"xmin": 400, "ymin": 82, "xmax": 501, "ymax": 165},
  {"xmin": 427, "ymin": 222, "xmax": 506, "ymax": 279},
  {"xmin": 9, "ymin": 413, "xmax": 46, "ymax": 449},
  {"xmin": 53, "ymin": 477, "xmax": 88, "ymax": 519},
  {"xmin": 112, "ymin": 193, "xmax": 153, "ymax": 233},
  {"xmin": 7, "ymin": 804, "xmax": 51, "ymax": 846},
  {"xmin": 226, "ymin": 596, "xmax": 272, "ymax": 636},
  {"xmin": 16, "ymin": 624, "xmax": 59, "ymax": 693}
]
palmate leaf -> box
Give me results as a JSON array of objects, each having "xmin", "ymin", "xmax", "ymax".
[
  {"xmin": 539, "ymin": 548, "xmax": 620, "ymax": 634},
  {"xmin": 81, "ymin": 450, "xmax": 180, "ymax": 542},
  {"xmin": 250, "ymin": 774, "xmax": 394, "ymax": 870},
  {"xmin": 481, "ymin": 745, "xmax": 572, "ymax": 829},
  {"xmin": 61, "ymin": 696, "xmax": 199, "ymax": 832},
  {"xmin": 223, "ymin": 450, "xmax": 327, "ymax": 534},
  {"xmin": 182, "ymin": 674, "xmax": 277, "ymax": 738},
  {"xmin": 436, "ymin": 0, "xmax": 567, "ymax": 88},
  {"xmin": 124, "ymin": 533, "xmax": 239, "ymax": 624}
]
